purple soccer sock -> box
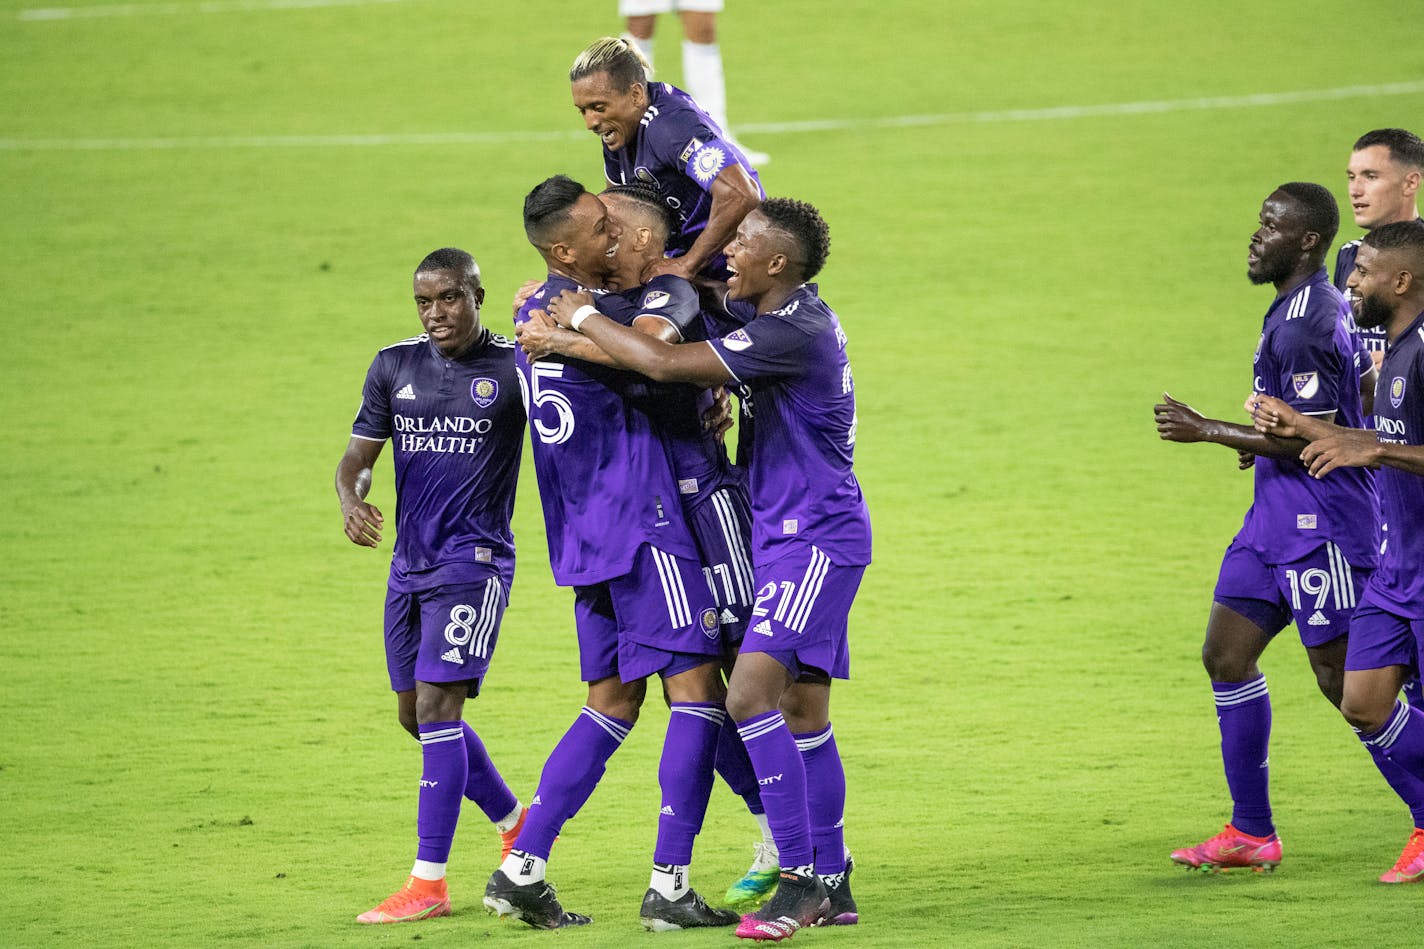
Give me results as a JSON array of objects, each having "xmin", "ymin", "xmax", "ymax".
[
  {"xmin": 1361, "ymin": 700, "xmax": 1424, "ymax": 787},
  {"xmin": 716, "ymin": 714, "xmax": 765, "ymax": 814},
  {"xmin": 795, "ymin": 724, "xmax": 846, "ymax": 876},
  {"xmin": 653, "ymin": 703, "xmax": 724, "ymax": 865},
  {"xmin": 737, "ymin": 710, "xmax": 814, "ymax": 868},
  {"xmin": 1363, "ymin": 735, "xmax": 1424, "ymax": 828},
  {"xmin": 416, "ymin": 721, "xmax": 469, "ymax": 863},
  {"xmin": 461, "ymin": 722, "xmax": 518, "ymax": 822},
  {"xmin": 1213, "ymin": 676, "xmax": 1274, "ymax": 838},
  {"xmin": 514, "ymin": 706, "xmax": 632, "ymax": 859}
]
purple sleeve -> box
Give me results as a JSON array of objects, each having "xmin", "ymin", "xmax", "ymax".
[
  {"xmin": 1272, "ymin": 318, "xmax": 1344, "ymax": 415},
  {"xmin": 647, "ymin": 108, "xmax": 736, "ymax": 195},
  {"xmin": 634, "ymin": 275, "xmax": 699, "ymax": 339},
  {"xmin": 709, "ymin": 314, "xmax": 815, "ymax": 384},
  {"xmin": 351, "ymin": 354, "xmax": 392, "ymax": 439}
]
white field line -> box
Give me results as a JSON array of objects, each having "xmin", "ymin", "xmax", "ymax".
[
  {"xmin": 18, "ymin": 0, "xmax": 410, "ymax": 20},
  {"xmin": 3, "ymin": 81, "xmax": 1422, "ymax": 151}
]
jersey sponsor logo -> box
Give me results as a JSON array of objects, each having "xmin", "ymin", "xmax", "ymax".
[
  {"xmin": 1391, "ymin": 376, "xmax": 1406, "ymax": 408},
  {"xmin": 1292, "ymin": 372, "xmax": 1319, "ymax": 399},
  {"xmin": 722, "ymin": 328, "xmax": 753, "ymax": 351},
  {"xmin": 690, "ymin": 144, "xmax": 727, "ymax": 184},
  {"xmin": 700, "ymin": 607, "xmax": 719, "ymax": 639},
  {"xmin": 1307, "ymin": 610, "xmax": 1330, "ymax": 627},
  {"xmin": 1378, "ymin": 416, "xmax": 1406, "ymax": 437},
  {"xmin": 396, "ymin": 383, "xmax": 416, "ymax": 400},
  {"xmin": 641, "ymin": 290, "xmax": 671, "ymax": 310},
  {"xmin": 634, "ymin": 166, "xmax": 661, "ymax": 188},
  {"xmin": 471, "ymin": 377, "xmax": 499, "ymax": 407},
  {"xmin": 1297, "ymin": 514, "xmax": 1317, "ymax": 529},
  {"xmin": 753, "ymin": 619, "xmax": 774, "ymax": 636},
  {"xmin": 679, "ymin": 137, "xmax": 704, "ymax": 163},
  {"xmin": 719, "ymin": 608, "xmax": 741, "ymax": 625},
  {"xmin": 440, "ymin": 647, "xmax": 463, "ymax": 664}
]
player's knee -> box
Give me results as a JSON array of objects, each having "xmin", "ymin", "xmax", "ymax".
[
  {"xmin": 1340, "ymin": 695, "xmax": 1391, "ymax": 733},
  {"xmin": 397, "ymin": 706, "xmax": 419, "ymax": 739},
  {"xmin": 1200, "ymin": 642, "xmax": 1251, "ymax": 682},
  {"xmin": 1311, "ymin": 666, "xmax": 1345, "ymax": 708}
]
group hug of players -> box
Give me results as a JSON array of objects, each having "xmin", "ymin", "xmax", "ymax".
[
  {"xmin": 334, "ymin": 37, "xmax": 869, "ymax": 941},
  {"xmin": 1154, "ymin": 128, "xmax": 1424, "ymax": 881}
]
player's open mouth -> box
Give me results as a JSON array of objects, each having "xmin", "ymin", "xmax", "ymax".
[
  {"xmin": 600, "ymin": 129, "xmax": 618, "ymax": 146},
  {"xmin": 606, "ymin": 242, "xmax": 619, "ymax": 257}
]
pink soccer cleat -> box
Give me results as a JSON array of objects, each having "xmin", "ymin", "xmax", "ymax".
[
  {"xmin": 1170, "ymin": 824, "xmax": 1281, "ymax": 872},
  {"xmin": 356, "ymin": 876, "xmax": 451, "ymax": 924},
  {"xmin": 1380, "ymin": 828, "xmax": 1424, "ymax": 884}
]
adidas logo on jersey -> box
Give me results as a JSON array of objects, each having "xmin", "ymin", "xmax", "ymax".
[
  {"xmin": 754, "ymin": 620, "xmax": 774, "ymax": 636},
  {"xmin": 440, "ymin": 647, "xmax": 463, "ymax": 663},
  {"xmin": 660, "ymin": 804, "xmax": 676, "ymax": 816},
  {"xmin": 1307, "ymin": 610, "xmax": 1330, "ymax": 627},
  {"xmin": 396, "ymin": 383, "xmax": 416, "ymax": 400},
  {"xmin": 531, "ymin": 795, "xmax": 542, "ymax": 806},
  {"xmin": 719, "ymin": 609, "xmax": 740, "ymax": 625}
]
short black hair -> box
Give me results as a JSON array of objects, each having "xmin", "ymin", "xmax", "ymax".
[
  {"xmin": 1353, "ymin": 128, "xmax": 1424, "ymax": 170},
  {"xmin": 1363, "ymin": 218, "xmax": 1424, "ymax": 272},
  {"xmin": 760, "ymin": 197, "xmax": 831, "ymax": 282},
  {"xmin": 602, "ymin": 183, "xmax": 677, "ymax": 241},
  {"xmin": 1274, "ymin": 181, "xmax": 1339, "ymax": 249},
  {"xmin": 524, "ymin": 175, "xmax": 588, "ymax": 248},
  {"xmin": 415, "ymin": 247, "xmax": 480, "ymax": 289}
]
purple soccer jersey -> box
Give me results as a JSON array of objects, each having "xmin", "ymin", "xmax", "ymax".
[
  {"xmin": 1366, "ymin": 308, "xmax": 1424, "ymax": 617},
  {"xmin": 1336, "ymin": 220, "xmax": 1424, "ymax": 361},
  {"xmin": 707, "ymin": 284, "xmax": 872, "ymax": 566},
  {"xmin": 602, "ymin": 82, "xmax": 764, "ymax": 266},
  {"xmin": 516, "ymin": 273, "xmax": 701, "ymax": 585},
  {"xmin": 1235, "ymin": 270, "xmax": 1379, "ymax": 567},
  {"xmin": 611, "ymin": 276, "xmax": 741, "ymax": 509},
  {"xmin": 351, "ymin": 330, "xmax": 523, "ymax": 593}
]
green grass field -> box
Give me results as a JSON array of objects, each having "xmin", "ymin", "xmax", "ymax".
[{"xmin": 4, "ymin": 0, "xmax": 1424, "ymax": 945}]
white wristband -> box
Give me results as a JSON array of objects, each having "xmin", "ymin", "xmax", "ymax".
[{"xmin": 570, "ymin": 304, "xmax": 599, "ymax": 331}]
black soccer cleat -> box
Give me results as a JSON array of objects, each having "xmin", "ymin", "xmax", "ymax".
[
  {"xmin": 639, "ymin": 887, "xmax": 740, "ymax": 931},
  {"xmin": 733, "ymin": 871, "xmax": 829, "ymax": 941},
  {"xmin": 816, "ymin": 857, "xmax": 858, "ymax": 926},
  {"xmin": 483, "ymin": 869, "xmax": 591, "ymax": 929}
]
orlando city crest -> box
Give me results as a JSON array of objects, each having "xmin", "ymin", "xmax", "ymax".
[
  {"xmin": 471, "ymin": 378, "xmax": 498, "ymax": 408},
  {"xmin": 700, "ymin": 608, "xmax": 720, "ymax": 640},
  {"xmin": 1391, "ymin": 376, "xmax": 1406, "ymax": 409}
]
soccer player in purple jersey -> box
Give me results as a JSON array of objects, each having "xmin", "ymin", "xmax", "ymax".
[
  {"xmin": 519, "ymin": 185, "xmax": 783, "ymax": 903},
  {"xmin": 1152, "ymin": 183, "xmax": 1413, "ymax": 872},
  {"xmin": 1333, "ymin": 129, "xmax": 1424, "ymax": 367},
  {"xmin": 569, "ymin": 36, "xmax": 764, "ymax": 281},
  {"xmin": 481, "ymin": 175, "xmax": 738, "ymax": 932},
  {"xmin": 538, "ymin": 198, "xmax": 870, "ymax": 942},
  {"xmin": 1254, "ymin": 219, "xmax": 1424, "ymax": 882},
  {"xmin": 335, "ymin": 249, "xmax": 528, "ymax": 924}
]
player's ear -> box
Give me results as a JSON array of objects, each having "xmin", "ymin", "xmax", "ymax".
[
  {"xmin": 473, "ymin": 286, "xmax": 486, "ymax": 308},
  {"xmin": 767, "ymin": 252, "xmax": 788, "ymax": 277},
  {"xmin": 1300, "ymin": 230, "xmax": 1320, "ymax": 252},
  {"xmin": 549, "ymin": 240, "xmax": 575, "ymax": 266},
  {"xmin": 1404, "ymin": 169, "xmax": 1421, "ymax": 198}
]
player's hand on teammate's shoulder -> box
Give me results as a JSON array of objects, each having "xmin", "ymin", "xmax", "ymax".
[
  {"xmin": 546, "ymin": 289, "xmax": 596, "ymax": 327},
  {"xmin": 640, "ymin": 255, "xmax": 691, "ymax": 283},
  {"xmin": 342, "ymin": 501, "xmax": 384, "ymax": 548},
  {"xmin": 1154, "ymin": 392, "xmax": 1210, "ymax": 443},
  {"xmin": 702, "ymin": 386, "xmax": 734, "ymax": 443},
  {"xmin": 512, "ymin": 279, "xmax": 543, "ymax": 316}
]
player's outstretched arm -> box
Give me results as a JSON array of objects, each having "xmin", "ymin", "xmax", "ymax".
[
  {"xmin": 642, "ymin": 164, "xmax": 760, "ymax": 281},
  {"xmin": 547, "ymin": 289, "xmax": 733, "ymax": 389},
  {"xmin": 335, "ymin": 436, "xmax": 385, "ymax": 548},
  {"xmin": 517, "ymin": 305, "xmax": 681, "ymax": 367},
  {"xmin": 1154, "ymin": 392, "xmax": 1311, "ymax": 461},
  {"xmin": 1303, "ymin": 435, "xmax": 1424, "ymax": 479}
]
